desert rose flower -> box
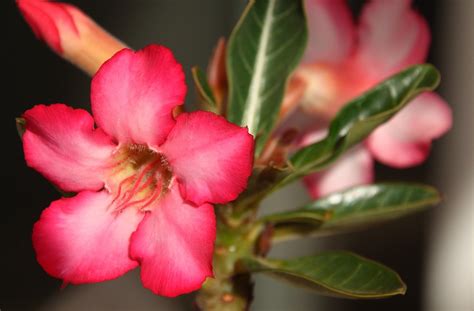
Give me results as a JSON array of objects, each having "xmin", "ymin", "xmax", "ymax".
[
  {"xmin": 17, "ymin": 0, "xmax": 127, "ymax": 75},
  {"xmin": 282, "ymin": 0, "xmax": 452, "ymax": 198},
  {"xmin": 21, "ymin": 45, "xmax": 254, "ymax": 296}
]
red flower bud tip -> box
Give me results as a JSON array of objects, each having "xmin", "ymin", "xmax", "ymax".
[{"xmin": 17, "ymin": 0, "xmax": 127, "ymax": 76}]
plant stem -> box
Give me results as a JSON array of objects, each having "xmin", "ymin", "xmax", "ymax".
[
  {"xmin": 196, "ymin": 273, "xmax": 253, "ymax": 311},
  {"xmin": 195, "ymin": 206, "xmax": 260, "ymax": 310}
]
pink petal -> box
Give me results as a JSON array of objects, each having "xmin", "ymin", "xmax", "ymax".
[
  {"xmin": 355, "ymin": 0, "xmax": 430, "ymax": 79},
  {"xmin": 91, "ymin": 45, "xmax": 186, "ymax": 147},
  {"xmin": 161, "ymin": 111, "xmax": 254, "ymax": 205},
  {"xmin": 366, "ymin": 92, "xmax": 452, "ymax": 168},
  {"xmin": 280, "ymin": 74, "xmax": 307, "ymax": 118},
  {"xmin": 302, "ymin": 0, "xmax": 355, "ymax": 64},
  {"xmin": 297, "ymin": 128, "xmax": 328, "ymax": 148},
  {"xmin": 17, "ymin": 0, "xmax": 79, "ymax": 54},
  {"xmin": 303, "ymin": 146, "xmax": 374, "ymax": 199},
  {"xmin": 33, "ymin": 190, "xmax": 144, "ymax": 284},
  {"xmin": 130, "ymin": 185, "xmax": 215, "ymax": 297},
  {"xmin": 23, "ymin": 104, "xmax": 116, "ymax": 192}
]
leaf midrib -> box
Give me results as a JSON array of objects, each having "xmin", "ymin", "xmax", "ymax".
[{"xmin": 242, "ymin": 0, "xmax": 276, "ymax": 136}]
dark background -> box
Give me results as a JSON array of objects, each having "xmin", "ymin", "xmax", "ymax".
[{"xmin": 2, "ymin": 1, "xmax": 470, "ymax": 310}]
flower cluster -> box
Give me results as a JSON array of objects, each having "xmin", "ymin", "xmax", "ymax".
[{"xmin": 281, "ymin": 0, "xmax": 452, "ymax": 198}]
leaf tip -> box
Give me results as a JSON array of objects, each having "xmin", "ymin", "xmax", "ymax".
[
  {"xmin": 397, "ymin": 279, "xmax": 408, "ymax": 296},
  {"xmin": 420, "ymin": 184, "xmax": 442, "ymax": 206},
  {"xmin": 417, "ymin": 63, "xmax": 441, "ymax": 90}
]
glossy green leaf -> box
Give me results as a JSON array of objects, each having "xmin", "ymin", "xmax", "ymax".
[
  {"xmin": 192, "ymin": 66, "xmax": 218, "ymax": 113},
  {"xmin": 270, "ymin": 183, "xmax": 440, "ymax": 242},
  {"xmin": 261, "ymin": 204, "xmax": 330, "ymax": 226},
  {"xmin": 242, "ymin": 252, "xmax": 406, "ymax": 298},
  {"xmin": 287, "ymin": 65, "xmax": 440, "ymax": 182},
  {"xmin": 226, "ymin": 0, "xmax": 307, "ymax": 155}
]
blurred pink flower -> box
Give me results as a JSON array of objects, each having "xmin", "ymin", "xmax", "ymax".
[
  {"xmin": 22, "ymin": 45, "xmax": 254, "ymax": 296},
  {"xmin": 283, "ymin": 0, "xmax": 452, "ymax": 198},
  {"xmin": 17, "ymin": 0, "xmax": 126, "ymax": 75}
]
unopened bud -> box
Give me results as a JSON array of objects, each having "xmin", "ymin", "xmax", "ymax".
[
  {"xmin": 17, "ymin": 0, "xmax": 127, "ymax": 76},
  {"xmin": 207, "ymin": 38, "xmax": 227, "ymax": 111}
]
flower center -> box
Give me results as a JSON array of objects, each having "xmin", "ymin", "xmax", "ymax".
[
  {"xmin": 296, "ymin": 62, "xmax": 375, "ymax": 119},
  {"xmin": 107, "ymin": 144, "xmax": 172, "ymax": 212},
  {"xmin": 296, "ymin": 64, "xmax": 340, "ymax": 118}
]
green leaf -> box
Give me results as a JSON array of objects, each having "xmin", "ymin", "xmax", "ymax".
[
  {"xmin": 261, "ymin": 204, "xmax": 330, "ymax": 226},
  {"xmin": 288, "ymin": 65, "xmax": 440, "ymax": 181},
  {"xmin": 241, "ymin": 252, "xmax": 406, "ymax": 298},
  {"xmin": 270, "ymin": 183, "xmax": 440, "ymax": 242},
  {"xmin": 192, "ymin": 66, "xmax": 218, "ymax": 113},
  {"xmin": 226, "ymin": 0, "xmax": 307, "ymax": 155}
]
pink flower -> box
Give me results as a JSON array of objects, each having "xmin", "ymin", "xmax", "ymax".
[
  {"xmin": 22, "ymin": 45, "xmax": 254, "ymax": 296},
  {"xmin": 283, "ymin": 0, "xmax": 452, "ymax": 198},
  {"xmin": 17, "ymin": 0, "xmax": 126, "ymax": 75}
]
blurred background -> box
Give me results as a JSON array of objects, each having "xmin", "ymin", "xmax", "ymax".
[{"xmin": 2, "ymin": 0, "xmax": 472, "ymax": 310}]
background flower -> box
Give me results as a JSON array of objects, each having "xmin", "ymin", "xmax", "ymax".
[{"xmin": 281, "ymin": 0, "xmax": 452, "ymax": 198}]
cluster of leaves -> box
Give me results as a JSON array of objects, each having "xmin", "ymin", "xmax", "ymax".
[{"xmin": 193, "ymin": 0, "xmax": 441, "ymax": 301}]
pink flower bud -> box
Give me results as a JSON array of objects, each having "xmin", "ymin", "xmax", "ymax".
[{"xmin": 17, "ymin": 0, "xmax": 127, "ymax": 75}]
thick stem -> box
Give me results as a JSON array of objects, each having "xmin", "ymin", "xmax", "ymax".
[
  {"xmin": 195, "ymin": 207, "xmax": 260, "ymax": 311},
  {"xmin": 196, "ymin": 274, "xmax": 253, "ymax": 311}
]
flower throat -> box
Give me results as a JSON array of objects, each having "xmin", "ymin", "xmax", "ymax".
[{"xmin": 108, "ymin": 144, "xmax": 172, "ymax": 212}]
